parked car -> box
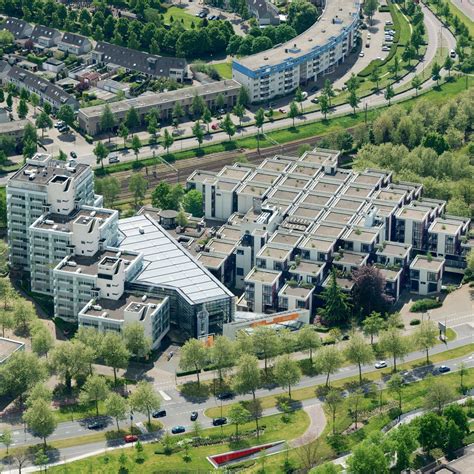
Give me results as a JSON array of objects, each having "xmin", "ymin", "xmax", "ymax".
[
  {"xmin": 152, "ymin": 409, "xmax": 167, "ymax": 418},
  {"xmin": 359, "ymin": 52, "xmax": 365, "ymax": 57},
  {"xmin": 375, "ymin": 360, "xmax": 388, "ymax": 369},
  {"xmin": 212, "ymin": 417, "xmax": 227, "ymax": 426},
  {"xmin": 278, "ymin": 108, "xmax": 286, "ymax": 113},
  {"xmin": 437, "ymin": 365, "xmax": 451, "ymax": 373},
  {"xmin": 190, "ymin": 411, "xmax": 198, "ymax": 421},
  {"xmin": 87, "ymin": 420, "xmax": 105, "ymax": 430},
  {"xmin": 310, "ymin": 98, "xmax": 319, "ymax": 104},
  {"xmin": 211, "ymin": 123, "xmax": 219, "ymax": 130},
  {"xmin": 382, "ymin": 46, "xmax": 391, "ymax": 52},
  {"xmin": 216, "ymin": 391, "xmax": 234, "ymax": 400},
  {"xmin": 310, "ymin": 85, "xmax": 319, "ymax": 92},
  {"xmin": 108, "ymin": 155, "xmax": 120, "ymax": 164},
  {"xmin": 450, "ymin": 49, "xmax": 456, "ymax": 58},
  {"xmin": 54, "ymin": 121, "xmax": 64, "ymax": 129},
  {"xmin": 385, "ymin": 20, "xmax": 393, "ymax": 25},
  {"xmin": 171, "ymin": 425, "xmax": 186, "ymax": 434},
  {"xmin": 70, "ymin": 151, "xmax": 77, "ymax": 159},
  {"xmin": 124, "ymin": 434, "xmax": 138, "ymax": 443}
]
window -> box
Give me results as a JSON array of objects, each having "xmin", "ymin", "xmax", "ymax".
[
  {"xmin": 410, "ymin": 269, "xmax": 420, "ymax": 280},
  {"xmin": 427, "ymin": 272, "xmax": 438, "ymax": 282},
  {"xmin": 236, "ymin": 267, "xmax": 244, "ymax": 276}
]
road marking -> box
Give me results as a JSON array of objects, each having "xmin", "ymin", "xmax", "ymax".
[{"xmin": 159, "ymin": 390, "xmax": 172, "ymax": 401}]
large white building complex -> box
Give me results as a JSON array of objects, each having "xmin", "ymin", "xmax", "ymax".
[
  {"xmin": 7, "ymin": 154, "xmax": 234, "ymax": 346},
  {"xmin": 232, "ymin": 0, "xmax": 361, "ymax": 102},
  {"xmin": 188, "ymin": 148, "xmax": 471, "ymax": 315}
]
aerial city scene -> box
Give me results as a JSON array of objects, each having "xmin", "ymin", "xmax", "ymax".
[{"xmin": 0, "ymin": 0, "xmax": 472, "ymax": 471}]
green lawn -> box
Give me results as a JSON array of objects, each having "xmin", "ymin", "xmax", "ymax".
[
  {"xmin": 447, "ymin": 0, "xmax": 474, "ymax": 37},
  {"xmin": 48, "ymin": 410, "xmax": 310, "ymax": 473},
  {"xmin": 213, "ymin": 61, "xmax": 233, "ymax": 79},
  {"xmin": 163, "ymin": 6, "xmax": 201, "ymax": 29}
]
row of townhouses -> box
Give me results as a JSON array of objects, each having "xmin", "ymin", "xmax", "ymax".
[
  {"xmin": 7, "ymin": 154, "xmax": 234, "ymax": 345},
  {"xmin": 187, "ymin": 148, "xmax": 471, "ymax": 315}
]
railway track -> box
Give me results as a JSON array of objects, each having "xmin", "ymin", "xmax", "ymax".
[{"xmin": 110, "ymin": 128, "xmax": 358, "ymax": 204}]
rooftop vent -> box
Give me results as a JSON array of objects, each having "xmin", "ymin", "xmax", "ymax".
[
  {"xmin": 139, "ymin": 227, "xmax": 145, "ymax": 234},
  {"xmin": 141, "ymin": 295, "xmax": 147, "ymax": 302}
]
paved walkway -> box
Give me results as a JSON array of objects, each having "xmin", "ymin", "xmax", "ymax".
[{"xmin": 290, "ymin": 403, "xmax": 327, "ymax": 448}]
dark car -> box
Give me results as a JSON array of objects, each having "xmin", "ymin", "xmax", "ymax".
[
  {"xmin": 190, "ymin": 411, "xmax": 198, "ymax": 421},
  {"xmin": 70, "ymin": 151, "xmax": 77, "ymax": 159},
  {"xmin": 171, "ymin": 425, "xmax": 185, "ymax": 434},
  {"xmin": 152, "ymin": 409, "xmax": 167, "ymax": 418},
  {"xmin": 437, "ymin": 365, "xmax": 451, "ymax": 373},
  {"xmin": 87, "ymin": 420, "xmax": 105, "ymax": 430},
  {"xmin": 216, "ymin": 391, "xmax": 234, "ymax": 400},
  {"xmin": 212, "ymin": 417, "xmax": 227, "ymax": 426}
]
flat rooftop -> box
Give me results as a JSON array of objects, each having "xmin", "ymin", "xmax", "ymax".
[
  {"xmin": 206, "ymin": 239, "xmax": 236, "ymax": 255},
  {"xmin": 217, "ymin": 225, "xmax": 242, "ymax": 242},
  {"xmin": 32, "ymin": 208, "xmax": 114, "ymax": 232},
  {"xmin": 245, "ymin": 268, "xmax": 281, "ymax": 284},
  {"xmin": 334, "ymin": 251, "xmax": 368, "ymax": 266},
  {"xmin": 197, "ymin": 253, "xmax": 226, "ymax": 269},
  {"xmin": 188, "ymin": 170, "xmax": 216, "ymax": 184},
  {"xmin": 378, "ymin": 267, "xmax": 402, "ymax": 281},
  {"xmin": 247, "ymin": 171, "xmax": 280, "ymax": 185},
  {"xmin": 300, "ymin": 192, "xmax": 332, "ymax": 207},
  {"xmin": 57, "ymin": 249, "xmax": 139, "ymax": 276},
  {"xmin": 218, "ymin": 166, "xmax": 251, "ymax": 181},
  {"xmin": 396, "ymin": 206, "xmax": 429, "ymax": 221},
  {"xmin": 410, "ymin": 255, "xmax": 444, "ymax": 272},
  {"xmin": 81, "ymin": 293, "xmax": 163, "ymax": 321},
  {"xmin": 300, "ymin": 236, "xmax": 335, "ymax": 253},
  {"xmin": 312, "ymin": 180, "xmax": 341, "ymax": 194},
  {"xmin": 331, "ymin": 197, "xmax": 365, "ymax": 212},
  {"xmin": 118, "ymin": 214, "xmax": 234, "ymax": 305},
  {"xmin": 377, "ymin": 242, "xmax": 411, "ymax": 258},
  {"xmin": 271, "ymin": 188, "xmax": 301, "ymax": 202},
  {"xmin": 291, "ymin": 205, "xmax": 323, "ymax": 220},
  {"xmin": 238, "ymin": 183, "xmax": 268, "ymax": 197},
  {"xmin": 323, "ymin": 274, "xmax": 354, "ymax": 291},
  {"xmin": 289, "ymin": 163, "xmax": 320, "ymax": 177},
  {"xmin": 0, "ymin": 337, "xmax": 24, "ymax": 363},
  {"xmin": 10, "ymin": 159, "xmax": 89, "ymax": 186},
  {"xmin": 344, "ymin": 227, "xmax": 379, "ymax": 243},
  {"xmin": 258, "ymin": 245, "xmax": 292, "ymax": 261},
  {"xmin": 280, "ymin": 176, "xmax": 311, "ymax": 189},
  {"xmin": 279, "ymin": 284, "xmax": 313, "ymax": 299},
  {"xmin": 0, "ymin": 119, "xmax": 30, "ymax": 133},
  {"xmin": 269, "ymin": 231, "xmax": 303, "ymax": 247},
  {"xmin": 429, "ymin": 219, "xmax": 464, "ymax": 235},
  {"xmin": 299, "ymin": 150, "xmax": 339, "ymax": 167},
  {"xmin": 290, "ymin": 260, "xmax": 324, "ymax": 275},
  {"xmin": 323, "ymin": 210, "xmax": 353, "ymax": 225},
  {"xmin": 311, "ymin": 223, "xmax": 345, "ymax": 239},
  {"xmin": 258, "ymin": 160, "xmax": 291, "ymax": 173},
  {"xmin": 342, "ymin": 185, "xmax": 373, "ymax": 199},
  {"xmin": 376, "ymin": 189, "xmax": 406, "ymax": 202},
  {"xmin": 352, "ymin": 172, "xmax": 386, "ymax": 186}
]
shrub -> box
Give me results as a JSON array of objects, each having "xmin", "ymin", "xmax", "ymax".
[
  {"xmin": 132, "ymin": 160, "xmax": 143, "ymax": 170},
  {"xmin": 388, "ymin": 407, "xmax": 402, "ymax": 419},
  {"xmin": 410, "ymin": 298, "xmax": 442, "ymax": 313},
  {"xmin": 410, "ymin": 319, "xmax": 421, "ymax": 326}
]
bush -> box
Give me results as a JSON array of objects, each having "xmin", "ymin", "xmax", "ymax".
[
  {"xmin": 388, "ymin": 407, "xmax": 402, "ymax": 419},
  {"xmin": 410, "ymin": 298, "xmax": 442, "ymax": 313},
  {"xmin": 327, "ymin": 433, "xmax": 348, "ymax": 454},
  {"xmin": 132, "ymin": 160, "xmax": 143, "ymax": 170},
  {"xmin": 410, "ymin": 319, "xmax": 421, "ymax": 326}
]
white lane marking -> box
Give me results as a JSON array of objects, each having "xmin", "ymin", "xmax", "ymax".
[{"xmin": 159, "ymin": 390, "xmax": 172, "ymax": 401}]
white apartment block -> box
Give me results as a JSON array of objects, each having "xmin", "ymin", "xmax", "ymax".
[
  {"xmin": 188, "ymin": 148, "xmax": 470, "ymax": 316},
  {"xmin": 7, "ymin": 154, "xmax": 97, "ymax": 271},
  {"xmin": 409, "ymin": 255, "xmax": 445, "ymax": 295},
  {"xmin": 232, "ymin": 0, "xmax": 360, "ymax": 102}
]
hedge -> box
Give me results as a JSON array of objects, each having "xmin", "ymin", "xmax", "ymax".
[
  {"xmin": 410, "ymin": 298, "xmax": 442, "ymax": 313},
  {"xmin": 410, "ymin": 319, "xmax": 421, "ymax": 326}
]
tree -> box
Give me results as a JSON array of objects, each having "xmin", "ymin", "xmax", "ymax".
[
  {"xmin": 30, "ymin": 93, "xmax": 39, "ymax": 116},
  {"xmin": 252, "ymin": 326, "xmax": 280, "ymax": 376},
  {"xmin": 390, "ymin": 56, "xmax": 400, "ymax": 80},
  {"xmin": 79, "ymin": 374, "xmax": 110, "ymax": 416},
  {"xmin": 344, "ymin": 333, "xmax": 374, "ymax": 384},
  {"xmin": 386, "ymin": 424, "xmax": 417, "ymax": 471},
  {"xmin": 254, "ymin": 107, "xmax": 265, "ymax": 151},
  {"xmin": 411, "ymin": 75, "xmax": 421, "ymax": 96},
  {"xmin": 93, "ymin": 141, "xmax": 109, "ymax": 170},
  {"xmin": 13, "ymin": 299, "xmax": 36, "ymax": 335},
  {"xmin": 387, "ymin": 373, "xmax": 404, "ymax": 413},
  {"xmin": 379, "ymin": 328, "xmax": 408, "ymax": 372},
  {"xmin": 458, "ymin": 362, "xmax": 468, "ymax": 394},
  {"xmin": 228, "ymin": 404, "xmax": 251, "ymax": 439},
  {"xmin": 130, "ymin": 381, "xmax": 161, "ymax": 426},
  {"xmin": 129, "ymin": 174, "xmax": 147, "ymax": 208},
  {"xmin": 202, "ymin": 107, "xmax": 212, "ymax": 134},
  {"xmin": 417, "ymin": 412, "xmax": 444, "ymax": 454},
  {"xmin": 125, "ymin": 107, "xmax": 140, "ymax": 132},
  {"xmin": 370, "ymin": 67, "xmax": 381, "ymax": 91},
  {"xmin": 57, "ymin": 105, "xmax": 75, "ymax": 127},
  {"xmin": 179, "ymin": 338, "xmax": 208, "ymax": 386},
  {"xmin": 0, "ymin": 309, "xmax": 14, "ymax": 338},
  {"xmin": 425, "ymin": 378, "xmax": 455, "ymax": 413},
  {"xmin": 118, "ymin": 123, "xmax": 129, "ymax": 147},
  {"xmin": 233, "ymin": 104, "xmax": 245, "ymax": 127},
  {"xmin": 216, "ymin": 93, "xmax": 226, "ymax": 111},
  {"xmin": 183, "ymin": 190, "xmax": 203, "ymax": 217},
  {"xmin": 319, "ymin": 270, "xmax": 351, "ymax": 326},
  {"xmin": 233, "ymin": 353, "xmax": 261, "ymax": 400},
  {"xmin": 147, "ymin": 114, "xmax": 158, "ymax": 142},
  {"xmin": 325, "ymin": 389, "xmax": 343, "ymax": 434},
  {"xmin": 319, "ymin": 93, "xmax": 330, "ymax": 120},
  {"xmin": 131, "ymin": 135, "xmax": 142, "ymax": 162},
  {"xmin": 100, "ymin": 104, "xmax": 116, "ymax": 141},
  {"xmin": 274, "ymin": 354, "xmax": 301, "ymax": 399},
  {"xmin": 288, "ymin": 0, "xmax": 318, "ymax": 34},
  {"xmin": 347, "ymin": 439, "xmax": 388, "ymax": 473},
  {"xmin": 316, "ymin": 345, "xmax": 344, "ymax": 387},
  {"xmin": 31, "ymin": 326, "xmax": 54, "ymax": 358},
  {"xmin": 444, "ymin": 404, "xmax": 469, "ymax": 436},
  {"xmin": 172, "ymin": 102, "xmax": 184, "ymax": 124},
  {"xmin": 191, "ymin": 94, "xmax": 205, "ymax": 118},
  {"xmin": 26, "ymin": 383, "xmax": 52, "ymax": 408},
  {"xmin": 0, "ymin": 278, "xmax": 15, "ymax": 311},
  {"xmin": 23, "ymin": 399, "xmax": 57, "ymax": 446},
  {"xmin": 288, "ymin": 101, "xmax": 299, "ymax": 127},
  {"xmin": 295, "ymin": 87, "xmax": 305, "ymax": 114},
  {"xmin": 363, "ymin": 0, "xmax": 379, "ymax": 25},
  {"xmin": 443, "ymin": 55, "xmax": 453, "ymax": 77},
  {"xmin": 95, "ymin": 177, "xmax": 120, "ymax": 207},
  {"xmin": 162, "ymin": 129, "xmax": 174, "ymax": 155},
  {"xmin": 35, "ymin": 112, "xmax": 53, "ymax": 140},
  {"xmin": 444, "ymin": 419, "xmax": 464, "ymax": 456},
  {"xmin": 414, "ymin": 321, "xmax": 438, "ymax": 363},
  {"xmin": 211, "ymin": 335, "xmax": 235, "ymax": 384},
  {"xmin": 221, "ymin": 113, "xmax": 235, "ymax": 141},
  {"xmin": 192, "ymin": 121, "xmax": 204, "ymax": 148},
  {"xmin": 352, "ymin": 266, "xmax": 393, "ymax": 317},
  {"xmin": 100, "ymin": 332, "xmax": 130, "ymax": 385},
  {"xmin": 6, "ymin": 93, "xmax": 13, "ymax": 109},
  {"xmin": 105, "ymin": 392, "xmax": 128, "ymax": 431},
  {"xmin": 17, "ymin": 98, "xmax": 28, "ymax": 119},
  {"xmin": 347, "ymin": 388, "xmax": 364, "ymax": 429},
  {"xmin": 384, "ymin": 84, "xmax": 395, "ymax": 105},
  {"xmin": 123, "ymin": 322, "xmax": 151, "ymax": 359},
  {"xmin": 349, "ymin": 89, "xmax": 360, "ymax": 115},
  {"xmin": 0, "ymin": 428, "xmax": 12, "ymax": 454},
  {"xmin": 323, "ymin": 79, "xmax": 335, "ymax": 107},
  {"xmin": 238, "ymin": 86, "xmax": 250, "ymax": 107},
  {"xmin": 431, "ymin": 62, "xmax": 442, "ymax": 85},
  {"xmin": 362, "ymin": 311, "xmax": 384, "ymax": 344},
  {"xmin": 297, "ymin": 326, "xmax": 321, "ymax": 364}
]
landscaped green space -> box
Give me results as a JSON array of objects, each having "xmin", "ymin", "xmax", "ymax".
[
  {"xmin": 446, "ymin": 0, "xmax": 474, "ymax": 37},
  {"xmin": 204, "ymin": 343, "xmax": 474, "ymax": 418},
  {"xmin": 48, "ymin": 410, "xmax": 310, "ymax": 473},
  {"xmin": 213, "ymin": 61, "xmax": 233, "ymax": 79},
  {"xmin": 163, "ymin": 6, "xmax": 201, "ymax": 29}
]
